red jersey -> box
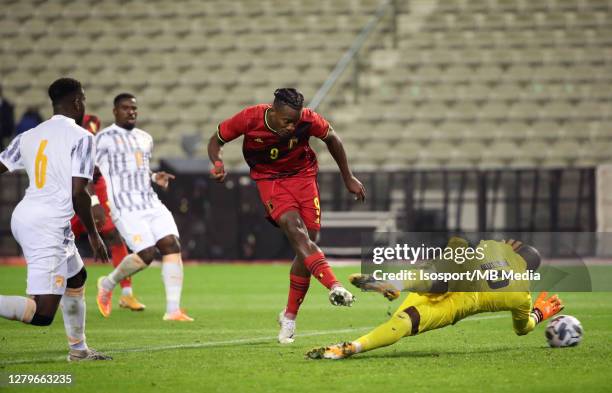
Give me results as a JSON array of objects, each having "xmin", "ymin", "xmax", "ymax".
[
  {"xmin": 71, "ymin": 114, "xmax": 112, "ymax": 236},
  {"xmin": 80, "ymin": 115, "xmax": 107, "ymax": 198},
  {"xmin": 217, "ymin": 104, "xmax": 330, "ymax": 181}
]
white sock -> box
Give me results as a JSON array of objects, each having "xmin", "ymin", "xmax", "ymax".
[
  {"xmin": 0, "ymin": 295, "xmax": 36, "ymax": 323},
  {"xmin": 60, "ymin": 287, "xmax": 88, "ymax": 351},
  {"xmin": 121, "ymin": 286, "xmax": 133, "ymax": 296},
  {"xmin": 103, "ymin": 254, "xmax": 147, "ymax": 291},
  {"xmin": 162, "ymin": 254, "xmax": 183, "ymax": 314}
]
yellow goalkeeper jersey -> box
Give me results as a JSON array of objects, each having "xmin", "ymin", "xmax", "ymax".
[{"xmin": 403, "ymin": 239, "xmax": 536, "ymax": 335}]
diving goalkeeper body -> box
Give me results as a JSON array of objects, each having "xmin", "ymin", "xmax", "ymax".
[{"xmin": 307, "ymin": 238, "xmax": 564, "ymax": 359}]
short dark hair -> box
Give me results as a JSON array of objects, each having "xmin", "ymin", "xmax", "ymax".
[
  {"xmin": 273, "ymin": 88, "xmax": 304, "ymax": 110},
  {"xmin": 517, "ymin": 244, "xmax": 541, "ymax": 271},
  {"xmin": 113, "ymin": 93, "xmax": 136, "ymax": 107},
  {"xmin": 48, "ymin": 78, "xmax": 82, "ymax": 104}
]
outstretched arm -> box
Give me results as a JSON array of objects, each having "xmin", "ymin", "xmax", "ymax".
[
  {"xmin": 322, "ymin": 130, "xmax": 365, "ymax": 202},
  {"xmin": 513, "ymin": 291, "xmax": 564, "ymax": 335}
]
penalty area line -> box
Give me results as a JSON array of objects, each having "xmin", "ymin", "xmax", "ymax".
[{"xmin": 1, "ymin": 314, "xmax": 507, "ymax": 365}]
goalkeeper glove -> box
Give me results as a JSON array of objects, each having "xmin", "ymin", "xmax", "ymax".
[{"xmin": 531, "ymin": 291, "xmax": 564, "ymax": 324}]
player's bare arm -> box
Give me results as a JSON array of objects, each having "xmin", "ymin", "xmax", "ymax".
[
  {"xmin": 72, "ymin": 177, "xmax": 109, "ymax": 263},
  {"xmin": 322, "ymin": 129, "xmax": 366, "ymax": 202},
  {"xmin": 207, "ymin": 133, "xmax": 226, "ymax": 182},
  {"xmin": 87, "ymin": 172, "xmax": 106, "ymax": 228},
  {"xmin": 152, "ymin": 171, "xmax": 175, "ymax": 190},
  {"xmin": 0, "ymin": 161, "xmax": 7, "ymax": 175}
]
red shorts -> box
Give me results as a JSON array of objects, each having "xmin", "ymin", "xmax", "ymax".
[
  {"xmin": 71, "ymin": 175, "xmax": 116, "ymax": 238},
  {"xmin": 256, "ymin": 176, "xmax": 321, "ymax": 231},
  {"xmin": 70, "ymin": 201, "xmax": 115, "ymax": 238}
]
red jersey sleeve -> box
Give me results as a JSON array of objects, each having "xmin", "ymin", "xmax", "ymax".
[
  {"xmin": 305, "ymin": 110, "xmax": 331, "ymax": 139},
  {"xmin": 217, "ymin": 109, "xmax": 248, "ymax": 144}
]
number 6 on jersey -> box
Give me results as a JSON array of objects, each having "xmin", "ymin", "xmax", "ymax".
[{"xmin": 35, "ymin": 139, "xmax": 49, "ymax": 189}]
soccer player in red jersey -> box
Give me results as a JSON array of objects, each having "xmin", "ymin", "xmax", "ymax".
[
  {"xmin": 70, "ymin": 114, "xmax": 146, "ymax": 311},
  {"xmin": 207, "ymin": 88, "xmax": 366, "ymax": 344}
]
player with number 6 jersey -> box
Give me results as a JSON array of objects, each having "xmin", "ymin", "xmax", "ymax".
[
  {"xmin": 0, "ymin": 78, "xmax": 111, "ymax": 361},
  {"xmin": 95, "ymin": 93, "xmax": 192, "ymax": 322},
  {"xmin": 208, "ymin": 88, "xmax": 367, "ymax": 344}
]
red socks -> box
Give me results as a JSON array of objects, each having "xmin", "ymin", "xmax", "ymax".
[
  {"xmin": 285, "ymin": 274, "xmax": 310, "ymax": 317},
  {"xmin": 303, "ymin": 251, "xmax": 339, "ymax": 290},
  {"xmin": 284, "ymin": 252, "xmax": 339, "ymax": 319},
  {"xmin": 111, "ymin": 243, "xmax": 131, "ymax": 289}
]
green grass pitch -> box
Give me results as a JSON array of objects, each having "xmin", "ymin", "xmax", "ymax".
[{"xmin": 0, "ymin": 264, "xmax": 611, "ymax": 393}]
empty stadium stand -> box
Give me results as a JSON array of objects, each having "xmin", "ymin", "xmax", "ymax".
[{"xmin": 0, "ymin": 0, "xmax": 610, "ymax": 169}]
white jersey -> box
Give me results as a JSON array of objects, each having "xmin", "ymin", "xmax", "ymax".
[
  {"xmin": 95, "ymin": 123, "xmax": 161, "ymax": 215},
  {"xmin": 0, "ymin": 114, "xmax": 95, "ymax": 229}
]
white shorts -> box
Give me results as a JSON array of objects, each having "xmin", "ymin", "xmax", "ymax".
[
  {"xmin": 112, "ymin": 205, "xmax": 180, "ymax": 253},
  {"xmin": 11, "ymin": 209, "xmax": 84, "ymax": 296}
]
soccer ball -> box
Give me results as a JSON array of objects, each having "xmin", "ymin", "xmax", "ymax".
[{"xmin": 545, "ymin": 315, "xmax": 583, "ymax": 348}]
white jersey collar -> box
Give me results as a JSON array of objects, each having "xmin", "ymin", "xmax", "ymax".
[
  {"xmin": 51, "ymin": 114, "xmax": 76, "ymax": 124},
  {"xmin": 112, "ymin": 123, "xmax": 136, "ymax": 132}
]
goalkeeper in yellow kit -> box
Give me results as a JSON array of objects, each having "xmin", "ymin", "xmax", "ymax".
[{"xmin": 307, "ymin": 238, "xmax": 565, "ymax": 359}]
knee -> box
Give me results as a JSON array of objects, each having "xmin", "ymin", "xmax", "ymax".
[
  {"xmin": 157, "ymin": 236, "xmax": 181, "ymax": 255},
  {"xmin": 30, "ymin": 313, "xmax": 55, "ymax": 326},
  {"xmin": 387, "ymin": 313, "xmax": 415, "ymax": 338},
  {"xmin": 280, "ymin": 214, "xmax": 310, "ymax": 242},
  {"xmin": 138, "ymin": 247, "xmax": 158, "ymax": 265},
  {"xmin": 397, "ymin": 306, "xmax": 421, "ymax": 337},
  {"xmin": 66, "ymin": 268, "xmax": 87, "ymax": 289},
  {"xmin": 308, "ymin": 230, "xmax": 320, "ymax": 243}
]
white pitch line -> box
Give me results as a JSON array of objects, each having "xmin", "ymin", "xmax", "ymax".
[{"xmin": 0, "ymin": 314, "xmax": 507, "ymax": 366}]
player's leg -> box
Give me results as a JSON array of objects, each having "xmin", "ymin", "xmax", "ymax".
[
  {"xmin": 285, "ymin": 228, "xmax": 318, "ymax": 317},
  {"xmin": 3, "ymin": 216, "xmax": 67, "ymax": 326},
  {"xmin": 277, "ymin": 211, "xmax": 352, "ymax": 302},
  {"xmin": 151, "ymin": 206, "xmax": 192, "ymax": 321},
  {"xmin": 305, "ymin": 294, "xmax": 426, "ymax": 360},
  {"xmin": 105, "ymin": 228, "xmax": 132, "ymax": 291},
  {"xmin": 97, "ymin": 245, "xmax": 153, "ymax": 317},
  {"xmin": 308, "ymin": 293, "xmax": 474, "ymax": 359},
  {"xmin": 352, "ymin": 294, "xmax": 440, "ymax": 354},
  {"xmin": 357, "ymin": 293, "xmax": 478, "ymax": 353},
  {"xmin": 0, "ymin": 293, "xmax": 58, "ymax": 325},
  {"xmin": 62, "ymin": 262, "xmax": 112, "ymax": 361},
  {"xmin": 97, "ymin": 212, "xmax": 155, "ymax": 317},
  {"xmin": 284, "ymin": 228, "xmax": 317, "ymax": 319},
  {"xmin": 102, "ymin": 227, "xmax": 146, "ymax": 311},
  {"xmin": 156, "ymin": 235, "xmax": 191, "ymax": 321},
  {"xmin": 295, "ymin": 177, "xmax": 354, "ymax": 305},
  {"xmin": 275, "ymin": 211, "xmax": 336, "ymax": 290},
  {"xmin": 3, "ymin": 216, "xmax": 65, "ymax": 326},
  {"xmin": 277, "ymin": 229, "xmax": 316, "ymax": 344}
]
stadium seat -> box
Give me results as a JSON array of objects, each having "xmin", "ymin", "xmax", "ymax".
[
  {"xmin": 401, "ymin": 122, "xmax": 439, "ymax": 144},
  {"xmin": 480, "ymin": 141, "xmax": 522, "ymax": 167},
  {"xmin": 0, "ymin": 19, "xmax": 21, "ymax": 40},
  {"xmin": 539, "ymin": 101, "xmax": 575, "ymax": 121},
  {"xmin": 530, "ymin": 121, "xmax": 564, "ymax": 142},
  {"xmin": 546, "ymin": 140, "xmax": 582, "ymax": 167},
  {"xmin": 503, "ymin": 65, "xmax": 533, "ymax": 83},
  {"xmin": 479, "ymin": 102, "xmax": 509, "ymax": 121},
  {"xmin": 508, "ymin": 102, "xmax": 538, "ymax": 121},
  {"xmin": 460, "ymin": 84, "xmax": 490, "ymax": 101},
  {"xmin": 493, "ymin": 121, "xmax": 532, "ymax": 143}
]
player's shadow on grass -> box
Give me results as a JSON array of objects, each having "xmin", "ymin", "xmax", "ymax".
[{"xmin": 350, "ymin": 346, "xmax": 518, "ymax": 360}]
